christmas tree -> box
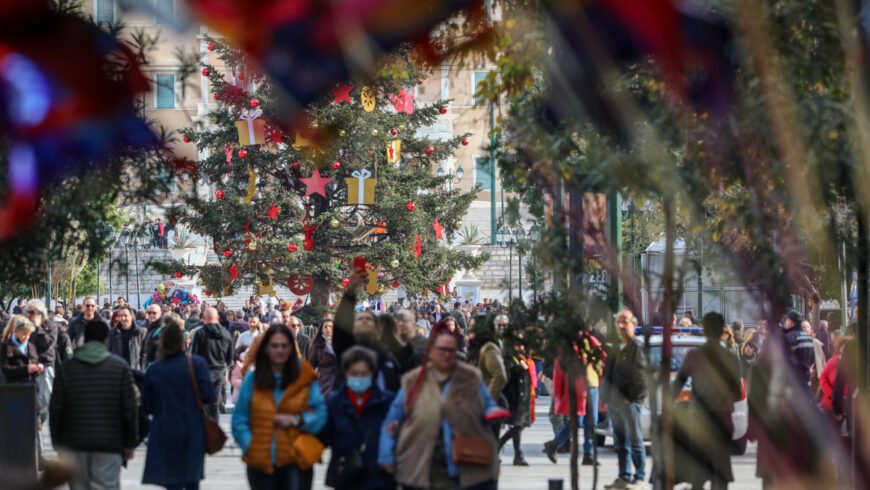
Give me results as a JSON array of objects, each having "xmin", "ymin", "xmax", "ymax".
[{"xmin": 168, "ymin": 40, "xmax": 485, "ymax": 310}]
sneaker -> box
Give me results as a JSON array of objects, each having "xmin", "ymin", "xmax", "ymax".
[
  {"xmin": 604, "ymin": 478, "xmax": 631, "ymax": 489},
  {"xmin": 542, "ymin": 441, "xmax": 558, "ymax": 464},
  {"xmin": 626, "ymin": 482, "xmax": 648, "ymax": 490},
  {"xmin": 581, "ymin": 453, "xmax": 600, "ymax": 466}
]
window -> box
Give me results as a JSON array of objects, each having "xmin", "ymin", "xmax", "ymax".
[
  {"xmin": 95, "ymin": 0, "xmax": 114, "ymax": 24},
  {"xmin": 155, "ymin": 0, "xmax": 174, "ymax": 24},
  {"xmin": 155, "ymin": 74, "xmax": 175, "ymax": 109},
  {"xmin": 472, "ymin": 71, "xmax": 488, "ymax": 101},
  {"xmin": 474, "ymin": 156, "xmax": 493, "ymax": 190}
]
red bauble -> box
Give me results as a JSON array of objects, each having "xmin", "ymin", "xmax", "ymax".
[
  {"xmin": 341, "ymin": 277, "xmax": 350, "ymax": 287},
  {"xmin": 201, "ymin": 67, "xmax": 210, "ymax": 76},
  {"xmin": 287, "ymin": 243, "xmax": 298, "ymax": 252},
  {"xmin": 406, "ymin": 201, "xmax": 416, "ymax": 212},
  {"xmin": 417, "ymin": 79, "xmax": 424, "ymax": 85},
  {"xmin": 390, "ymin": 128, "xmax": 398, "ymax": 136},
  {"xmin": 223, "ymin": 249, "xmax": 232, "ymax": 257},
  {"xmin": 392, "ymin": 280, "xmax": 401, "ymax": 289},
  {"xmin": 207, "ymin": 42, "xmax": 215, "ymax": 51},
  {"xmin": 439, "ymin": 107, "xmax": 448, "ymax": 114},
  {"xmin": 169, "ymin": 218, "xmax": 177, "ymax": 225},
  {"xmin": 250, "ymin": 98, "xmax": 260, "ymax": 108},
  {"xmin": 182, "ymin": 135, "xmax": 191, "ymax": 143},
  {"xmin": 238, "ymin": 149, "xmax": 248, "ymax": 158},
  {"xmin": 215, "ymin": 190, "xmax": 224, "ymax": 200},
  {"xmin": 175, "ymin": 271, "xmax": 183, "ymax": 278},
  {"xmin": 331, "ymin": 161, "xmax": 341, "ymax": 170},
  {"xmin": 462, "ymin": 139, "xmax": 469, "ymax": 146},
  {"xmin": 212, "ymin": 92, "xmax": 220, "ymax": 101},
  {"xmin": 425, "ymin": 146, "xmax": 435, "ymax": 155},
  {"xmin": 291, "ymin": 161, "xmax": 300, "ymax": 169}
]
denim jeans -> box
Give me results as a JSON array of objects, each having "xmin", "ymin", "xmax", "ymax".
[
  {"xmin": 553, "ymin": 415, "xmax": 585, "ymax": 448},
  {"xmin": 583, "ymin": 387, "xmax": 600, "ymax": 455},
  {"xmin": 611, "ymin": 400, "xmax": 646, "ymax": 483}
]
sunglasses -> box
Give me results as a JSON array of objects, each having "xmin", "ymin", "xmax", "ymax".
[{"xmin": 147, "ymin": 311, "xmax": 160, "ymax": 315}]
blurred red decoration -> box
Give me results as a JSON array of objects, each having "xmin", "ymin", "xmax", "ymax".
[
  {"xmin": 228, "ymin": 263, "xmax": 239, "ymax": 281},
  {"xmin": 439, "ymin": 107, "xmax": 447, "ymax": 114},
  {"xmin": 201, "ymin": 67, "xmax": 210, "ymax": 76},
  {"xmin": 223, "ymin": 249, "xmax": 232, "ymax": 257},
  {"xmin": 175, "ymin": 271, "xmax": 183, "ymax": 278},
  {"xmin": 331, "ymin": 161, "xmax": 341, "ymax": 170},
  {"xmin": 183, "ymin": 135, "xmax": 191, "ymax": 143},
  {"xmin": 414, "ymin": 235, "xmax": 422, "ymax": 257},
  {"xmin": 288, "ymin": 274, "xmax": 315, "ymax": 295},
  {"xmin": 238, "ymin": 149, "xmax": 248, "ymax": 158},
  {"xmin": 250, "ymin": 98, "xmax": 260, "ymax": 107},
  {"xmin": 287, "ymin": 243, "xmax": 298, "ymax": 252},
  {"xmin": 390, "ymin": 128, "xmax": 398, "ymax": 136},
  {"xmin": 462, "ymin": 139, "xmax": 468, "ymax": 146},
  {"xmin": 332, "ymin": 82, "xmax": 353, "ymax": 104},
  {"xmin": 212, "ymin": 92, "xmax": 220, "ymax": 100},
  {"xmin": 216, "ymin": 190, "xmax": 224, "ymax": 199},
  {"xmin": 406, "ymin": 201, "xmax": 416, "ymax": 212},
  {"xmin": 207, "ymin": 42, "xmax": 215, "ymax": 51},
  {"xmin": 169, "ymin": 218, "xmax": 177, "ymax": 225},
  {"xmin": 392, "ymin": 280, "xmax": 401, "ymax": 289},
  {"xmin": 267, "ymin": 204, "xmax": 279, "ymax": 220},
  {"xmin": 341, "ymin": 277, "xmax": 350, "ymax": 287},
  {"xmin": 291, "ymin": 161, "xmax": 300, "ymax": 169},
  {"xmin": 425, "ymin": 146, "xmax": 434, "ymax": 155}
]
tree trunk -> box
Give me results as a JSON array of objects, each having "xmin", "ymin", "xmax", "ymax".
[
  {"xmin": 658, "ymin": 199, "xmax": 676, "ymax": 490},
  {"xmin": 310, "ymin": 272, "xmax": 331, "ymax": 308}
]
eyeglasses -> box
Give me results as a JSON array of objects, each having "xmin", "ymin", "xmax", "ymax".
[{"xmin": 147, "ymin": 311, "xmax": 160, "ymax": 316}]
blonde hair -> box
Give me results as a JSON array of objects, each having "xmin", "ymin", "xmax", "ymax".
[{"xmin": 2, "ymin": 315, "xmax": 35, "ymax": 342}]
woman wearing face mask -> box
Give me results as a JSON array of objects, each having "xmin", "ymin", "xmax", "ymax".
[
  {"xmin": 308, "ymin": 318, "xmax": 338, "ymax": 398},
  {"xmin": 320, "ymin": 346, "xmax": 395, "ymax": 490}
]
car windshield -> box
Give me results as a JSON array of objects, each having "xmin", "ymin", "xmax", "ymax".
[{"xmin": 647, "ymin": 345, "xmax": 697, "ymax": 372}]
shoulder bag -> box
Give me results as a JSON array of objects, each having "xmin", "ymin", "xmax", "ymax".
[
  {"xmin": 187, "ymin": 356, "xmax": 227, "ymax": 455},
  {"xmin": 452, "ymin": 434, "xmax": 493, "ymax": 466}
]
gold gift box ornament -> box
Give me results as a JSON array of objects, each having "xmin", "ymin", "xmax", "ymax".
[
  {"xmin": 345, "ymin": 169, "xmax": 377, "ymax": 205},
  {"xmin": 235, "ymin": 108, "xmax": 266, "ymax": 146}
]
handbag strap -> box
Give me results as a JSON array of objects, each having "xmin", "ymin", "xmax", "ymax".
[{"xmin": 186, "ymin": 355, "xmax": 208, "ymax": 416}]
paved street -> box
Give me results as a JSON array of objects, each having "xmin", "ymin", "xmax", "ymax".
[{"xmin": 47, "ymin": 396, "xmax": 762, "ymax": 489}]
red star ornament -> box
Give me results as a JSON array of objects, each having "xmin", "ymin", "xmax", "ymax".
[
  {"xmin": 228, "ymin": 263, "xmax": 239, "ymax": 281},
  {"xmin": 432, "ymin": 219, "xmax": 444, "ymax": 239},
  {"xmin": 414, "ymin": 235, "xmax": 422, "ymax": 258},
  {"xmin": 332, "ymin": 82, "xmax": 353, "ymax": 104},
  {"xmin": 301, "ymin": 169, "xmax": 332, "ymax": 197},
  {"xmin": 267, "ymin": 204, "xmax": 279, "ymax": 220}
]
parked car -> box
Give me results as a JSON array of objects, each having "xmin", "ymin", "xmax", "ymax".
[{"xmin": 596, "ymin": 334, "xmax": 749, "ymax": 455}]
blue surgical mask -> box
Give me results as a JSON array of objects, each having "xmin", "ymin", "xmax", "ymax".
[{"xmin": 347, "ymin": 376, "xmax": 372, "ymax": 394}]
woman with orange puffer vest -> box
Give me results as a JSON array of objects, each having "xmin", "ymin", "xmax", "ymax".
[{"xmin": 232, "ymin": 324, "xmax": 327, "ymax": 490}]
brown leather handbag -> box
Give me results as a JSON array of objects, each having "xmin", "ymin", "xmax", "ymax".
[
  {"xmin": 187, "ymin": 356, "xmax": 228, "ymax": 455},
  {"xmin": 452, "ymin": 434, "xmax": 492, "ymax": 466}
]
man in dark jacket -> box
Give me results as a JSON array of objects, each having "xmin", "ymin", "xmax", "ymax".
[
  {"xmin": 50, "ymin": 320, "xmax": 138, "ymax": 489},
  {"xmin": 141, "ymin": 304, "xmax": 164, "ymax": 367},
  {"xmin": 108, "ymin": 306, "xmax": 147, "ymax": 371},
  {"xmin": 68, "ymin": 297, "xmax": 102, "ymax": 347},
  {"xmin": 190, "ymin": 307, "xmax": 233, "ymax": 417},
  {"xmin": 783, "ymin": 310, "xmax": 815, "ymax": 389},
  {"xmin": 280, "ymin": 306, "xmax": 311, "ymax": 359},
  {"xmin": 603, "ymin": 310, "xmax": 647, "ymax": 490}
]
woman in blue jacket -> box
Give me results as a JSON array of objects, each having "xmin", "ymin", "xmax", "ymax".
[
  {"xmin": 321, "ymin": 346, "xmax": 395, "ymax": 490},
  {"xmin": 142, "ymin": 314, "xmax": 216, "ymax": 490}
]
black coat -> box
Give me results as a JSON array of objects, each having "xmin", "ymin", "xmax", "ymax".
[
  {"xmin": 49, "ymin": 352, "xmax": 139, "ymax": 454},
  {"xmin": 320, "ymin": 382, "xmax": 396, "ymax": 490},
  {"xmin": 30, "ymin": 321, "xmax": 59, "ymax": 368},
  {"xmin": 503, "ymin": 355, "xmax": 532, "ymax": 427},
  {"xmin": 108, "ymin": 325, "xmax": 148, "ymax": 371},
  {"xmin": 308, "ymin": 336, "xmax": 338, "ymax": 398},
  {"xmin": 190, "ymin": 323, "xmax": 233, "ymax": 372},
  {"xmin": 603, "ymin": 337, "xmax": 647, "ymax": 403},
  {"xmin": 0, "ymin": 340, "xmax": 39, "ymax": 383}
]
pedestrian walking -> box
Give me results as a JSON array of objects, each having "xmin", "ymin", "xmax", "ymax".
[
  {"xmin": 142, "ymin": 304, "xmax": 165, "ymax": 367},
  {"xmin": 190, "ymin": 307, "xmax": 233, "ymax": 417},
  {"xmin": 542, "ymin": 344, "xmax": 587, "ymax": 465},
  {"xmin": 236, "ymin": 315, "xmax": 263, "ymax": 351},
  {"xmin": 320, "ymin": 346, "xmax": 395, "ymax": 490},
  {"xmin": 69, "ymin": 297, "xmax": 102, "ymax": 347},
  {"xmin": 783, "ymin": 311, "xmax": 816, "ymax": 388},
  {"xmin": 49, "ymin": 320, "xmax": 138, "ymax": 490},
  {"xmin": 25, "ymin": 299, "xmax": 58, "ymax": 426},
  {"xmin": 1, "ymin": 315, "xmax": 42, "ymax": 383},
  {"xmin": 142, "ymin": 314, "xmax": 216, "ymax": 490},
  {"xmin": 280, "ymin": 305, "xmax": 311, "ymax": 359},
  {"xmin": 108, "ymin": 305, "xmax": 148, "ymax": 371},
  {"xmin": 395, "ymin": 309, "xmax": 428, "ymax": 358},
  {"xmin": 443, "ymin": 316, "xmax": 467, "ymax": 361},
  {"xmin": 468, "ymin": 315, "xmax": 507, "ymax": 403},
  {"xmin": 232, "ymin": 323, "xmax": 327, "ymax": 490},
  {"xmin": 333, "ymin": 271, "xmax": 402, "ymax": 391},
  {"xmin": 378, "ymin": 321, "xmax": 508, "ymax": 490},
  {"xmin": 602, "ymin": 310, "xmax": 647, "ymax": 490},
  {"xmin": 671, "ymin": 313, "xmax": 741, "ymax": 490},
  {"xmin": 819, "ymin": 336, "xmax": 851, "ymax": 417},
  {"xmin": 498, "ymin": 321, "xmax": 534, "ymax": 466},
  {"xmin": 308, "ymin": 318, "xmax": 338, "ymax": 398},
  {"xmin": 53, "ymin": 315, "xmax": 73, "ymax": 365}
]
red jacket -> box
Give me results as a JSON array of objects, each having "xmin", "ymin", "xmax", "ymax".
[
  {"xmin": 819, "ymin": 353, "xmax": 842, "ymax": 412},
  {"xmin": 553, "ymin": 355, "xmax": 587, "ymax": 417}
]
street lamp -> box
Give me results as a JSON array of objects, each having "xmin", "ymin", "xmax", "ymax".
[
  {"xmin": 436, "ymin": 165, "xmax": 464, "ymax": 190},
  {"xmin": 497, "ymin": 227, "xmax": 518, "ymax": 304}
]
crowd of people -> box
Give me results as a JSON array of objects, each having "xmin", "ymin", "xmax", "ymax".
[{"xmin": 0, "ymin": 274, "xmax": 858, "ymax": 490}]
